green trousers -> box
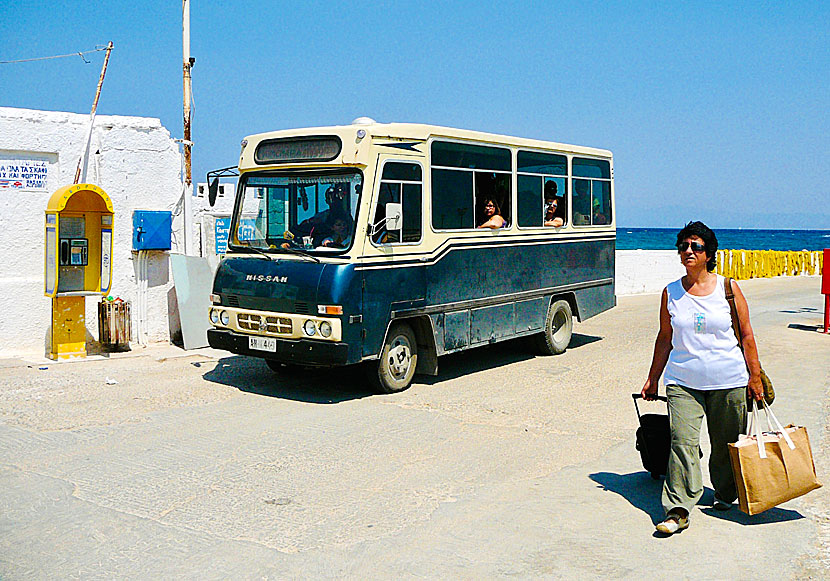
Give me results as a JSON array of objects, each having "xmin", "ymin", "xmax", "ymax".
[{"xmin": 662, "ymin": 384, "xmax": 747, "ymax": 516}]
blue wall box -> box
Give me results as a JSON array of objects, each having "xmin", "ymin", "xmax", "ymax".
[{"xmin": 132, "ymin": 210, "xmax": 172, "ymax": 251}]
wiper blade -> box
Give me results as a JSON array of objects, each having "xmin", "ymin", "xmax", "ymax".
[
  {"xmin": 275, "ymin": 245, "xmax": 321, "ymax": 263},
  {"xmin": 228, "ymin": 245, "xmax": 272, "ymax": 260}
]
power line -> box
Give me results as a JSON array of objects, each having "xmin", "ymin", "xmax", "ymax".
[{"xmin": 0, "ymin": 46, "xmax": 108, "ymax": 65}]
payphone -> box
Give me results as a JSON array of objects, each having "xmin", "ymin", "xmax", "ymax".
[{"xmin": 44, "ymin": 183, "xmax": 114, "ymax": 359}]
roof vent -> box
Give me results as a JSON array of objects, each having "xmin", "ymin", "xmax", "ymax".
[{"xmin": 351, "ymin": 116, "xmax": 376, "ymax": 125}]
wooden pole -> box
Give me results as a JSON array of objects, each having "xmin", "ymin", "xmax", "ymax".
[
  {"xmin": 183, "ymin": 0, "xmax": 192, "ymax": 186},
  {"xmin": 74, "ymin": 41, "xmax": 113, "ymax": 184},
  {"xmin": 182, "ymin": 0, "xmax": 194, "ymax": 255}
]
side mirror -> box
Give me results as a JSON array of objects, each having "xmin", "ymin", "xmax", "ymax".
[
  {"xmin": 385, "ymin": 203, "xmax": 402, "ymax": 230},
  {"xmin": 208, "ymin": 178, "xmax": 219, "ymax": 207}
]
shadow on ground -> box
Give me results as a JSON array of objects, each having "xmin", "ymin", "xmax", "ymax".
[
  {"xmin": 417, "ymin": 332, "xmax": 603, "ymax": 385},
  {"xmin": 201, "ymin": 332, "xmax": 604, "ymax": 401},
  {"xmin": 590, "ymin": 471, "xmax": 803, "ymax": 526},
  {"xmin": 200, "ymin": 356, "xmax": 375, "ymax": 404},
  {"xmin": 779, "ymin": 307, "xmax": 818, "ymax": 314},
  {"xmin": 787, "ymin": 323, "xmax": 825, "ymax": 333}
]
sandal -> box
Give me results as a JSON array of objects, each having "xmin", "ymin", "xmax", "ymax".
[{"xmin": 656, "ymin": 511, "xmax": 689, "ymax": 534}]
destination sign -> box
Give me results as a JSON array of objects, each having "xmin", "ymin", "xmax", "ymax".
[{"xmin": 255, "ymin": 137, "xmax": 342, "ymax": 164}]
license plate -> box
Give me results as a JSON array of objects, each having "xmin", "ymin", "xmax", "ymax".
[{"xmin": 249, "ymin": 336, "xmax": 277, "ymax": 352}]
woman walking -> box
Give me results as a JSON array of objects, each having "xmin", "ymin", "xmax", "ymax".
[{"xmin": 641, "ymin": 221, "xmax": 764, "ymax": 534}]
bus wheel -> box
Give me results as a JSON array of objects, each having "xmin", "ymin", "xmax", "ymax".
[
  {"xmin": 535, "ymin": 299, "xmax": 573, "ymax": 355},
  {"xmin": 369, "ymin": 323, "xmax": 418, "ymax": 393}
]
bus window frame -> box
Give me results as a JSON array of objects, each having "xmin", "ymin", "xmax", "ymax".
[
  {"xmin": 370, "ymin": 159, "xmax": 425, "ymax": 248},
  {"xmin": 515, "ymin": 148, "xmax": 570, "ymax": 231},
  {"xmin": 428, "ymin": 138, "xmax": 513, "ymax": 234},
  {"xmin": 570, "ymin": 157, "xmax": 613, "ymax": 229},
  {"xmin": 228, "ymin": 168, "xmax": 364, "ymax": 255}
]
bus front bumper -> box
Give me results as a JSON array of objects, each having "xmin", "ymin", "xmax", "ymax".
[{"xmin": 207, "ymin": 328, "xmax": 350, "ymax": 366}]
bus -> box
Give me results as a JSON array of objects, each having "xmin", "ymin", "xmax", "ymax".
[{"xmin": 207, "ymin": 119, "xmax": 615, "ymax": 392}]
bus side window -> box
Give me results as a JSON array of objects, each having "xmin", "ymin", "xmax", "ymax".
[
  {"xmin": 592, "ymin": 180, "xmax": 611, "ymax": 225},
  {"xmin": 572, "ymin": 179, "xmax": 592, "ymax": 225},
  {"xmin": 516, "ymin": 150, "xmax": 568, "ymax": 228},
  {"xmin": 517, "ymin": 174, "xmax": 542, "ymax": 227},
  {"xmin": 543, "ymin": 177, "xmax": 567, "ymax": 227},
  {"xmin": 474, "ymin": 172, "xmax": 511, "ymax": 227},
  {"xmin": 372, "ymin": 162, "xmax": 422, "ymax": 244},
  {"xmin": 572, "ymin": 157, "xmax": 612, "ymax": 226},
  {"xmin": 431, "ymin": 141, "xmax": 511, "ymax": 230}
]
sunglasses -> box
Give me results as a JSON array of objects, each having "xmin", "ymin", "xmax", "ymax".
[{"xmin": 677, "ymin": 241, "xmax": 706, "ymax": 253}]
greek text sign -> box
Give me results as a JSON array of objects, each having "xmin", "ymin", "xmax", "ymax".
[
  {"xmin": 215, "ymin": 217, "xmax": 230, "ymax": 254},
  {"xmin": 0, "ymin": 160, "xmax": 49, "ymax": 190}
]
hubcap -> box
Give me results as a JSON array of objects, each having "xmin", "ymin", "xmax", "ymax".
[{"xmin": 387, "ymin": 336, "xmax": 412, "ymax": 379}]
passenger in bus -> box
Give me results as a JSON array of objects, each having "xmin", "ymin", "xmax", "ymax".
[
  {"xmin": 321, "ymin": 216, "xmax": 353, "ymax": 248},
  {"xmin": 282, "ymin": 184, "xmax": 350, "ymax": 248},
  {"xmin": 477, "ymin": 198, "xmax": 506, "ymax": 229},
  {"xmin": 592, "ymin": 197, "xmax": 609, "ymax": 225},
  {"xmin": 572, "ymin": 181, "xmax": 591, "ymax": 225},
  {"xmin": 543, "ymin": 182, "xmax": 565, "ymax": 227}
]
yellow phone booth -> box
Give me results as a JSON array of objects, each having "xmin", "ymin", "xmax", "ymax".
[{"xmin": 44, "ymin": 184, "xmax": 114, "ymax": 360}]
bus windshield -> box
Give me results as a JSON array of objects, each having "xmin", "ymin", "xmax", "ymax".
[{"xmin": 230, "ymin": 170, "xmax": 362, "ymax": 253}]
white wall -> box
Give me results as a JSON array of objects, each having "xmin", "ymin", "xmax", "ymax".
[
  {"xmin": 0, "ymin": 107, "xmax": 183, "ymax": 357},
  {"xmin": 615, "ymin": 250, "xmax": 685, "ymax": 295}
]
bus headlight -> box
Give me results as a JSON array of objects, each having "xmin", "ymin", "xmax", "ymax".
[
  {"xmin": 303, "ymin": 319, "xmax": 316, "ymax": 336},
  {"xmin": 220, "ymin": 310, "xmax": 230, "ymax": 326},
  {"xmin": 319, "ymin": 320, "xmax": 332, "ymax": 338},
  {"xmin": 210, "ymin": 309, "xmax": 219, "ymax": 324}
]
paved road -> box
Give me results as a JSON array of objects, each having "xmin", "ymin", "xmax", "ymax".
[{"xmin": 1, "ymin": 276, "xmax": 827, "ymax": 579}]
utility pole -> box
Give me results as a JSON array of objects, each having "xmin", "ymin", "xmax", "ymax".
[
  {"xmin": 74, "ymin": 41, "xmax": 114, "ymax": 184},
  {"xmin": 182, "ymin": 0, "xmax": 193, "ymax": 186},
  {"xmin": 182, "ymin": 0, "xmax": 194, "ymax": 254}
]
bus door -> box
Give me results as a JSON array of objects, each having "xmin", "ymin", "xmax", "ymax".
[{"xmin": 361, "ymin": 156, "xmax": 427, "ymax": 357}]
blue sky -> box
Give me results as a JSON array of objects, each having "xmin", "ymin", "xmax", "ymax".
[{"xmin": 2, "ymin": 1, "xmax": 828, "ymax": 228}]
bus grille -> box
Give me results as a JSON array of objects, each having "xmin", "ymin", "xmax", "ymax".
[
  {"xmin": 237, "ymin": 313, "xmax": 292, "ymax": 335},
  {"xmin": 294, "ymin": 301, "xmax": 310, "ymax": 314},
  {"xmin": 227, "ymin": 295, "xmax": 240, "ymax": 307}
]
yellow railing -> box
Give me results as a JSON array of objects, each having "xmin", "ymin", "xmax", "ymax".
[{"xmin": 716, "ymin": 249, "xmax": 825, "ymax": 280}]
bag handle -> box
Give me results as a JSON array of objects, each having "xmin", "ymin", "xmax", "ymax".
[
  {"xmin": 760, "ymin": 399, "xmax": 795, "ymax": 450},
  {"xmin": 632, "ymin": 393, "xmax": 667, "ymax": 419},
  {"xmin": 750, "ymin": 399, "xmax": 796, "ymax": 460},
  {"xmin": 750, "ymin": 399, "xmax": 767, "ymax": 458}
]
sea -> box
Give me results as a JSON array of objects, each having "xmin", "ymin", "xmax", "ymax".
[{"xmin": 616, "ymin": 228, "xmax": 830, "ymax": 251}]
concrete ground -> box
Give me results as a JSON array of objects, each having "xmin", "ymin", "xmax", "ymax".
[{"xmin": 0, "ymin": 276, "xmax": 828, "ymax": 580}]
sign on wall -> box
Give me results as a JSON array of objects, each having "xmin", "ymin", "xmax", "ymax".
[
  {"xmin": 0, "ymin": 160, "xmax": 49, "ymax": 190},
  {"xmin": 215, "ymin": 217, "xmax": 230, "ymax": 254},
  {"xmin": 214, "ymin": 217, "xmax": 257, "ymax": 254}
]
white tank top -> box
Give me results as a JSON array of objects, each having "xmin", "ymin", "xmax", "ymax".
[{"xmin": 663, "ymin": 274, "xmax": 750, "ymax": 390}]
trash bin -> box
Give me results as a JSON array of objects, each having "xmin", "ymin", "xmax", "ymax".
[{"xmin": 98, "ymin": 299, "xmax": 131, "ymax": 351}]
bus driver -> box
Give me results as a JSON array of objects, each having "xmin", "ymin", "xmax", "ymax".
[{"xmin": 283, "ymin": 184, "xmax": 350, "ymax": 248}]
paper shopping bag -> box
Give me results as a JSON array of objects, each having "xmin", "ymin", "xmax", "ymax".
[{"xmin": 728, "ymin": 402, "xmax": 822, "ymax": 515}]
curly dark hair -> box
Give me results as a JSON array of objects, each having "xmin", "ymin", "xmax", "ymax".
[
  {"xmin": 481, "ymin": 197, "xmax": 502, "ymax": 216},
  {"xmin": 676, "ymin": 221, "xmax": 718, "ymax": 272}
]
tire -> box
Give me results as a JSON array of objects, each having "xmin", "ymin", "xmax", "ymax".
[
  {"xmin": 368, "ymin": 322, "xmax": 418, "ymax": 394},
  {"xmin": 534, "ymin": 299, "xmax": 573, "ymax": 355}
]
